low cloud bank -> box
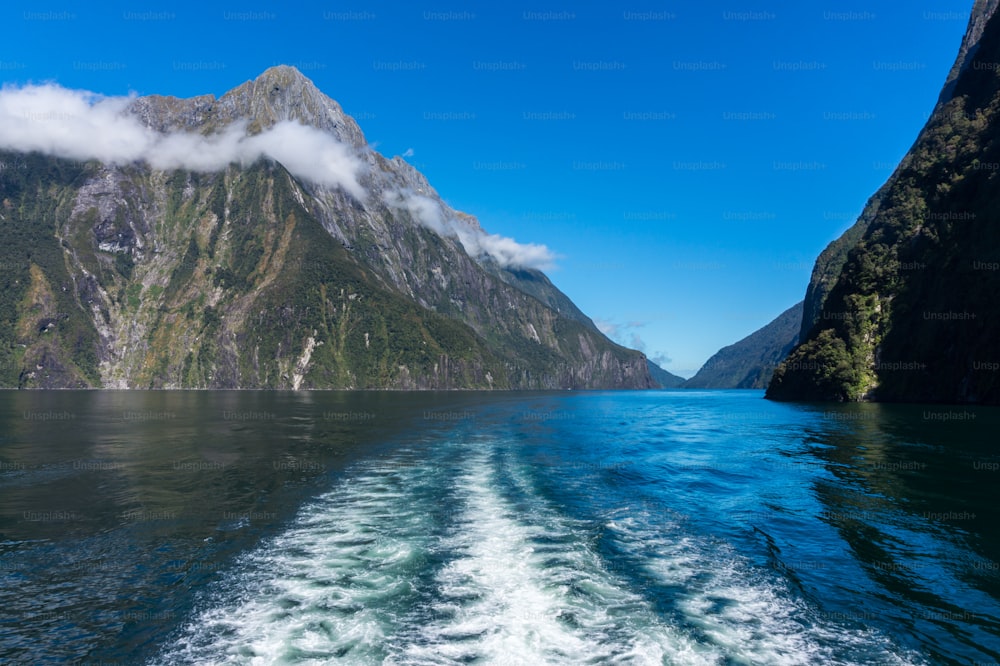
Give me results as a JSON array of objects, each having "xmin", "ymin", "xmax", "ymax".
[
  {"xmin": 0, "ymin": 83, "xmax": 365, "ymax": 198},
  {"xmin": 386, "ymin": 190, "xmax": 556, "ymax": 271},
  {"xmin": 0, "ymin": 82, "xmax": 554, "ymax": 270}
]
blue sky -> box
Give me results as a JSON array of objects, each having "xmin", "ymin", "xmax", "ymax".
[{"xmin": 0, "ymin": 0, "xmax": 971, "ymax": 376}]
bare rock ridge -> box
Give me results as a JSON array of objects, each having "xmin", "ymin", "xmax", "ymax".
[
  {"xmin": 131, "ymin": 66, "xmax": 366, "ymax": 147},
  {"xmin": 0, "ymin": 67, "xmax": 653, "ymax": 389},
  {"xmin": 939, "ymin": 0, "xmax": 1000, "ymax": 104}
]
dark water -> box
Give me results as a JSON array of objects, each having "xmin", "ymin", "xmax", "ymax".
[{"xmin": 0, "ymin": 390, "xmax": 998, "ymax": 665}]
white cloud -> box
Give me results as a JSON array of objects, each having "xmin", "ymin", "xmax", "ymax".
[
  {"xmin": 385, "ymin": 189, "xmax": 556, "ymax": 271},
  {"xmin": 0, "ymin": 82, "xmax": 555, "ymax": 271},
  {"xmin": 461, "ymin": 231, "xmax": 556, "ymax": 272},
  {"xmin": 241, "ymin": 122, "xmax": 365, "ymax": 199},
  {"xmin": 595, "ymin": 318, "xmax": 672, "ymax": 364},
  {"xmin": 594, "ymin": 318, "xmax": 621, "ymax": 339},
  {"xmin": 0, "ymin": 83, "xmax": 365, "ymax": 199},
  {"xmin": 647, "ymin": 350, "xmax": 673, "ymax": 367},
  {"xmin": 386, "ymin": 191, "xmax": 448, "ymax": 234}
]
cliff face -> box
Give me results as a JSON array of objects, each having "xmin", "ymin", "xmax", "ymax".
[
  {"xmin": 768, "ymin": 1, "xmax": 1000, "ymax": 404},
  {"xmin": 0, "ymin": 67, "xmax": 652, "ymax": 390},
  {"xmin": 940, "ymin": 0, "xmax": 1000, "ymax": 102},
  {"xmin": 685, "ymin": 302, "xmax": 801, "ymax": 390},
  {"xmin": 798, "ymin": 0, "xmax": 1000, "ymax": 343}
]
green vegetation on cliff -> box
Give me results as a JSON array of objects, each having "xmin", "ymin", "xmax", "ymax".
[
  {"xmin": 768, "ymin": 2, "xmax": 1000, "ymax": 404},
  {"xmin": 0, "ymin": 153, "xmax": 102, "ymax": 387}
]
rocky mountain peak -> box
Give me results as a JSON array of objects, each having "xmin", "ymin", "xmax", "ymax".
[
  {"xmin": 254, "ymin": 64, "xmax": 312, "ymax": 87},
  {"xmin": 217, "ymin": 66, "xmax": 367, "ymax": 146},
  {"xmin": 939, "ymin": 0, "xmax": 1000, "ymax": 104},
  {"xmin": 128, "ymin": 65, "xmax": 368, "ymax": 148}
]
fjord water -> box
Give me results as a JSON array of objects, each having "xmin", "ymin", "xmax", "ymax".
[{"xmin": 1, "ymin": 391, "xmax": 998, "ymax": 664}]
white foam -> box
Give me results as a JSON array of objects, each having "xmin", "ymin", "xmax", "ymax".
[
  {"xmin": 396, "ymin": 450, "xmax": 720, "ymax": 665},
  {"xmin": 153, "ymin": 441, "xmax": 925, "ymax": 665},
  {"xmin": 605, "ymin": 512, "xmax": 926, "ymax": 665},
  {"xmin": 154, "ymin": 454, "xmax": 438, "ymax": 665}
]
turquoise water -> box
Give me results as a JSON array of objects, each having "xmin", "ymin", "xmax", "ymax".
[{"xmin": 1, "ymin": 390, "xmax": 998, "ymax": 664}]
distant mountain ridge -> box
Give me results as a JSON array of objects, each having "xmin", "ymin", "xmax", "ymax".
[
  {"xmin": 684, "ymin": 302, "xmax": 801, "ymax": 389},
  {"xmin": 768, "ymin": 0, "xmax": 1000, "ymax": 403},
  {"xmin": 647, "ymin": 360, "xmax": 686, "ymax": 388},
  {"xmin": 0, "ymin": 67, "xmax": 653, "ymax": 389}
]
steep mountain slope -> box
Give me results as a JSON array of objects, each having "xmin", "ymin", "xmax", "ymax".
[
  {"xmin": 0, "ymin": 67, "xmax": 653, "ymax": 389},
  {"xmin": 799, "ymin": 0, "xmax": 1000, "ymax": 342},
  {"xmin": 684, "ymin": 302, "xmax": 801, "ymax": 389},
  {"xmin": 647, "ymin": 360, "xmax": 686, "ymax": 389},
  {"xmin": 768, "ymin": 0, "xmax": 1000, "ymax": 403}
]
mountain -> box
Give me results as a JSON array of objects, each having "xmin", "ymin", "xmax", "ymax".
[
  {"xmin": 647, "ymin": 360, "xmax": 686, "ymax": 388},
  {"xmin": 797, "ymin": 0, "xmax": 1000, "ymax": 344},
  {"xmin": 768, "ymin": 0, "xmax": 1000, "ymax": 403},
  {"xmin": 0, "ymin": 67, "xmax": 653, "ymax": 390},
  {"xmin": 684, "ymin": 302, "xmax": 802, "ymax": 389}
]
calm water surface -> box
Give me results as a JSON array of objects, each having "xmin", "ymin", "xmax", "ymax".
[{"xmin": 0, "ymin": 390, "xmax": 998, "ymax": 664}]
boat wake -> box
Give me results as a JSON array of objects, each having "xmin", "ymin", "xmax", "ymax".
[{"xmin": 153, "ymin": 437, "xmax": 923, "ymax": 665}]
